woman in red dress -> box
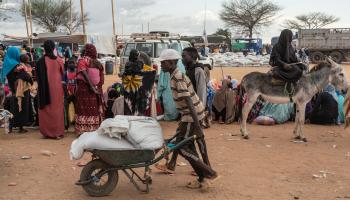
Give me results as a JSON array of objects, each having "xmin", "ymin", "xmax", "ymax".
[
  {"xmin": 75, "ymin": 44, "xmax": 104, "ymax": 134},
  {"xmin": 36, "ymin": 40, "xmax": 65, "ymax": 139}
]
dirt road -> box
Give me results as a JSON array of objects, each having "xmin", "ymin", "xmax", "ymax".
[{"xmin": 0, "ymin": 66, "xmax": 350, "ymax": 200}]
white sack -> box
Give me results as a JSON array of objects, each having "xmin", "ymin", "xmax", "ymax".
[
  {"xmin": 114, "ymin": 115, "xmax": 164, "ymax": 150},
  {"xmin": 70, "ymin": 131, "xmax": 135, "ymax": 160},
  {"xmin": 96, "ymin": 118, "xmax": 129, "ymax": 139}
]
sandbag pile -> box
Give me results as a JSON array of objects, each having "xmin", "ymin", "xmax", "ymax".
[
  {"xmin": 70, "ymin": 116, "xmax": 164, "ymax": 160},
  {"xmin": 209, "ymin": 52, "xmax": 270, "ymax": 67}
]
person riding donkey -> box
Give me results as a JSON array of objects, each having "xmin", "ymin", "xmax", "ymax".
[
  {"xmin": 157, "ymin": 49, "xmax": 219, "ymax": 191},
  {"xmin": 270, "ymin": 29, "xmax": 307, "ymax": 101}
]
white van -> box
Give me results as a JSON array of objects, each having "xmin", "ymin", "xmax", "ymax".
[{"xmin": 120, "ymin": 35, "xmax": 213, "ymax": 75}]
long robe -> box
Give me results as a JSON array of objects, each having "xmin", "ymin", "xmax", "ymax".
[
  {"xmin": 38, "ymin": 57, "xmax": 64, "ymax": 138},
  {"xmin": 157, "ymin": 60, "xmax": 185, "ymax": 120}
]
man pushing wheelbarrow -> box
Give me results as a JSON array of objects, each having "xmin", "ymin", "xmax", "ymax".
[{"xmin": 157, "ymin": 49, "xmax": 220, "ymax": 191}]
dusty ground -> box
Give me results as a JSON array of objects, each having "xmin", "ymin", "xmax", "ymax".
[{"xmin": 1, "ymin": 65, "xmax": 350, "ymax": 200}]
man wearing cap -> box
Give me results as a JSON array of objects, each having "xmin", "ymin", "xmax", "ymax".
[{"xmin": 158, "ymin": 49, "xmax": 218, "ymax": 190}]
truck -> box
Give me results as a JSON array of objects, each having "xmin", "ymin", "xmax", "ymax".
[
  {"xmin": 231, "ymin": 38, "xmax": 263, "ymax": 53},
  {"xmin": 298, "ymin": 28, "xmax": 350, "ymax": 63}
]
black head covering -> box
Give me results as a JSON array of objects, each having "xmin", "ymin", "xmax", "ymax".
[
  {"xmin": 277, "ymin": 29, "xmax": 294, "ymax": 63},
  {"xmin": 43, "ymin": 40, "xmax": 57, "ymax": 59},
  {"xmin": 36, "ymin": 40, "xmax": 57, "ymax": 108},
  {"xmin": 129, "ymin": 49, "xmax": 139, "ymax": 62}
]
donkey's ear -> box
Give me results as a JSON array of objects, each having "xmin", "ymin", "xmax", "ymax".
[{"xmin": 326, "ymin": 57, "xmax": 338, "ymax": 68}]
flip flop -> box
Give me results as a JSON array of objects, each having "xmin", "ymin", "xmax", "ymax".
[
  {"xmin": 154, "ymin": 164, "xmax": 175, "ymax": 174},
  {"xmin": 186, "ymin": 179, "xmax": 201, "ymax": 189}
]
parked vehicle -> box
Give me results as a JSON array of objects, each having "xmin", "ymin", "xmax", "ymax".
[
  {"xmin": 120, "ymin": 33, "xmax": 214, "ymax": 76},
  {"xmin": 298, "ymin": 28, "xmax": 350, "ymax": 63},
  {"xmin": 231, "ymin": 38, "xmax": 263, "ymax": 53}
]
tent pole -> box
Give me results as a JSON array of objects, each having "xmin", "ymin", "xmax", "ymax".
[
  {"xmin": 28, "ymin": 0, "xmax": 33, "ymax": 47},
  {"xmin": 80, "ymin": 0, "xmax": 86, "ymax": 43},
  {"xmin": 23, "ymin": 0, "xmax": 30, "ymax": 47},
  {"xmin": 111, "ymin": 0, "xmax": 118, "ymax": 75}
]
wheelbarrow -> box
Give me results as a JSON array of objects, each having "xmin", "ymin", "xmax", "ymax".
[{"xmin": 75, "ymin": 134, "xmax": 195, "ymax": 197}]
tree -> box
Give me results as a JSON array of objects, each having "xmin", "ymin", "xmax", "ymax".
[
  {"xmin": 0, "ymin": 1, "xmax": 16, "ymax": 21},
  {"xmin": 220, "ymin": 0, "xmax": 281, "ymax": 38},
  {"xmin": 21, "ymin": 0, "xmax": 88, "ymax": 33},
  {"xmin": 214, "ymin": 28, "xmax": 232, "ymax": 40},
  {"xmin": 284, "ymin": 12, "xmax": 339, "ymax": 30},
  {"xmin": 62, "ymin": 12, "xmax": 88, "ymax": 34}
]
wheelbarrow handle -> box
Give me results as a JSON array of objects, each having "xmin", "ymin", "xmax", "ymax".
[
  {"xmin": 168, "ymin": 135, "xmax": 196, "ymax": 152},
  {"xmin": 150, "ymin": 135, "xmax": 196, "ymax": 165}
]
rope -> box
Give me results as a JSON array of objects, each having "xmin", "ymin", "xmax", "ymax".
[{"xmin": 284, "ymin": 83, "xmax": 295, "ymax": 102}]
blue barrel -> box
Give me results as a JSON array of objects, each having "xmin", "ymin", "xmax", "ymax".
[{"xmin": 105, "ymin": 61, "xmax": 114, "ymax": 75}]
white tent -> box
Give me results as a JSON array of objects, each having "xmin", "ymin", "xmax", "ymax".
[{"xmin": 87, "ymin": 35, "xmax": 116, "ymax": 55}]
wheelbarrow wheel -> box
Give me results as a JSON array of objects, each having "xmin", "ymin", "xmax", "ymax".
[{"xmin": 80, "ymin": 159, "xmax": 118, "ymax": 197}]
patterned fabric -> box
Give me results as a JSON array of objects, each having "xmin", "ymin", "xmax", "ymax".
[
  {"xmin": 75, "ymin": 80, "xmax": 104, "ymax": 133},
  {"xmin": 122, "ymin": 75, "xmax": 142, "ymax": 93},
  {"xmin": 170, "ymin": 68, "xmax": 205, "ymax": 122},
  {"xmin": 344, "ymin": 90, "xmax": 350, "ymax": 128},
  {"xmin": 247, "ymin": 97, "xmax": 264, "ymax": 123}
]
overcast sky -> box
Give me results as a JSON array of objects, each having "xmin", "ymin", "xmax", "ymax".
[{"xmin": 1, "ymin": 0, "xmax": 350, "ymax": 43}]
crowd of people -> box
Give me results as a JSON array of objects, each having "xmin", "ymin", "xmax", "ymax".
[{"xmin": 0, "ymin": 28, "xmax": 349, "ymax": 190}]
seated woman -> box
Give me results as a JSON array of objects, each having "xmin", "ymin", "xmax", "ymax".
[
  {"xmin": 212, "ymin": 79, "xmax": 237, "ymax": 124},
  {"xmin": 309, "ymin": 84, "xmax": 338, "ymax": 125},
  {"xmin": 270, "ymin": 29, "xmax": 306, "ymax": 83},
  {"xmin": 258, "ymin": 102, "xmax": 294, "ymax": 124}
]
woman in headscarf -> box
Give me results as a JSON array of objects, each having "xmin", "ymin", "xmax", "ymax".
[
  {"xmin": 2, "ymin": 46, "xmax": 33, "ymax": 133},
  {"xmin": 309, "ymin": 84, "xmax": 339, "ymax": 125},
  {"xmin": 75, "ymin": 44, "xmax": 104, "ymax": 134},
  {"xmin": 270, "ymin": 29, "xmax": 306, "ymax": 83},
  {"xmin": 36, "ymin": 40, "xmax": 65, "ymax": 139},
  {"xmin": 122, "ymin": 49, "xmax": 147, "ymax": 116},
  {"xmin": 212, "ymin": 79, "xmax": 237, "ymax": 124}
]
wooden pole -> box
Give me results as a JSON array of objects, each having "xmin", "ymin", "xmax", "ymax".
[
  {"xmin": 28, "ymin": 0, "xmax": 33, "ymax": 47},
  {"xmin": 80, "ymin": 0, "xmax": 86, "ymax": 39},
  {"xmin": 111, "ymin": 0, "xmax": 116, "ymax": 36},
  {"xmin": 23, "ymin": 0, "xmax": 30, "ymax": 46},
  {"xmin": 122, "ymin": 23, "xmax": 124, "ymax": 37},
  {"xmin": 111, "ymin": 0, "xmax": 118, "ymax": 74},
  {"xmin": 69, "ymin": 0, "xmax": 72, "ymax": 35}
]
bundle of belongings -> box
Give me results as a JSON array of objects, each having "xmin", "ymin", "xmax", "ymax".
[{"xmin": 70, "ymin": 115, "xmax": 164, "ymax": 160}]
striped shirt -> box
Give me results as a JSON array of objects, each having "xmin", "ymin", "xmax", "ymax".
[{"xmin": 170, "ymin": 68, "xmax": 205, "ymax": 122}]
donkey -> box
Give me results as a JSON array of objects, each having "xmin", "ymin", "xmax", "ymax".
[{"xmin": 239, "ymin": 58, "xmax": 348, "ymax": 142}]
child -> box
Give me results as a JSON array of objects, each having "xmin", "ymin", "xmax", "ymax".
[
  {"xmin": 16, "ymin": 54, "xmax": 33, "ymax": 112},
  {"xmin": 64, "ymin": 57, "xmax": 77, "ymax": 129},
  {"xmin": 105, "ymin": 83, "xmax": 123, "ymax": 118}
]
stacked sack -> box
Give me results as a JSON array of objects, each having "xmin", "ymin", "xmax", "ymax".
[
  {"xmin": 209, "ymin": 52, "xmax": 270, "ymax": 67},
  {"xmin": 70, "ymin": 116, "xmax": 164, "ymax": 160}
]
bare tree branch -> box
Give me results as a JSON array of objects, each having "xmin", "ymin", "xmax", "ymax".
[
  {"xmin": 220, "ymin": 0, "xmax": 281, "ymax": 38},
  {"xmin": 284, "ymin": 12, "xmax": 339, "ymax": 30}
]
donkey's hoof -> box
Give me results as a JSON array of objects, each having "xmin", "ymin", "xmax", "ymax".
[
  {"xmin": 240, "ymin": 130, "xmax": 244, "ymax": 136},
  {"xmin": 294, "ymin": 136, "xmax": 302, "ymax": 140},
  {"xmin": 243, "ymin": 135, "xmax": 250, "ymax": 140},
  {"xmin": 302, "ymin": 138, "xmax": 308, "ymax": 143}
]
